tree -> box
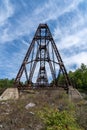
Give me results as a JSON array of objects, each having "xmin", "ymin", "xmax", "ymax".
[{"xmin": 56, "ymin": 63, "xmax": 87, "ymax": 91}]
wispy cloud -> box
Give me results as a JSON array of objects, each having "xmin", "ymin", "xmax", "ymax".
[
  {"xmin": 52, "ymin": 0, "xmax": 87, "ymax": 70},
  {"xmin": 64, "ymin": 52, "xmax": 87, "ymax": 71},
  {"xmin": 0, "ymin": 0, "xmax": 14, "ymax": 26},
  {"xmin": 0, "ymin": 0, "xmax": 84, "ymax": 44},
  {"xmin": 34, "ymin": 0, "xmax": 84, "ymax": 22},
  {"xmin": 0, "ymin": 0, "xmax": 87, "ymax": 81}
]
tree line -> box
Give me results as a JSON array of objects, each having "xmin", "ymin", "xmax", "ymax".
[
  {"xmin": 0, "ymin": 78, "xmax": 14, "ymax": 88},
  {"xmin": 0, "ymin": 63, "xmax": 87, "ymax": 92},
  {"xmin": 69, "ymin": 63, "xmax": 87, "ymax": 91},
  {"xmin": 56, "ymin": 63, "xmax": 87, "ymax": 92}
]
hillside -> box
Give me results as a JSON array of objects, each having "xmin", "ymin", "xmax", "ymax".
[{"xmin": 0, "ymin": 88, "xmax": 87, "ymax": 130}]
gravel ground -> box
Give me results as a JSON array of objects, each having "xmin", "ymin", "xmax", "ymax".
[{"xmin": 0, "ymin": 89, "xmax": 66, "ymax": 130}]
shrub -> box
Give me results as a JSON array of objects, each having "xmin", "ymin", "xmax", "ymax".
[{"xmin": 38, "ymin": 108, "xmax": 83, "ymax": 130}]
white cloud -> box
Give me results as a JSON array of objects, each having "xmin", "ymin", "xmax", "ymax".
[
  {"xmin": 19, "ymin": 0, "xmax": 84, "ymax": 39},
  {"xmin": 52, "ymin": 0, "xmax": 87, "ymax": 72},
  {"xmin": 0, "ymin": 0, "xmax": 84, "ymax": 44},
  {"xmin": 34, "ymin": 0, "xmax": 84, "ymax": 22},
  {"xmin": 0, "ymin": 0, "xmax": 87, "ymax": 80},
  {"xmin": 0, "ymin": 0, "xmax": 14, "ymax": 26},
  {"xmin": 64, "ymin": 52, "xmax": 87, "ymax": 69},
  {"xmin": 56, "ymin": 27, "xmax": 87, "ymax": 50}
]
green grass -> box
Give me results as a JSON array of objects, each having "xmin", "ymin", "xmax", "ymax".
[{"xmin": 38, "ymin": 107, "xmax": 84, "ymax": 130}]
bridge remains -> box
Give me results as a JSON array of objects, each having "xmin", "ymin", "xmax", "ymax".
[
  {"xmin": 0, "ymin": 24, "xmax": 83, "ymax": 101},
  {"xmin": 14, "ymin": 23, "xmax": 71, "ymax": 93}
]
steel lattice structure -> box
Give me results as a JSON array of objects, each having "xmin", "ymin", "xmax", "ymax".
[{"xmin": 14, "ymin": 24, "xmax": 71, "ymax": 90}]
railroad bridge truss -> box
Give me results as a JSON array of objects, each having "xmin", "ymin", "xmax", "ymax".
[{"xmin": 14, "ymin": 24, "xmax": 71, "ymax": 91}]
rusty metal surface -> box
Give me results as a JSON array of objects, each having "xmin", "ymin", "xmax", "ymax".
[{"xmin": 14, "ymin": 24, "xmax": 71, "ymax": 90}]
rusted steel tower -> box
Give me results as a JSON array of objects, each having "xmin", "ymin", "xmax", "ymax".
[{"xmin": 14, "ymin": 24, "xmax": 71, "ymax": 90}]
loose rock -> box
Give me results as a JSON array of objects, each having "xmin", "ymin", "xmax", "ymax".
[{"xmin": 25, "ymin": 102, "xmax": 36, "ymax": 109}]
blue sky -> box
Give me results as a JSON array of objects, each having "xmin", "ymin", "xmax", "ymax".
[{"xmin": 0, "ymin": 0, "xmax": 87, "ymax": 81}]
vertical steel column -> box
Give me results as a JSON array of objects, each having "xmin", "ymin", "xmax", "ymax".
[{"xmin": 14, "ymin": 24, "xmax": 71, "ymax": 91}]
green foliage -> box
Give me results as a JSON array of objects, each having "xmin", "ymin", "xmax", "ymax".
[
  {"xmin": 56, "ymin": 63, "xmax": 87, "ymax": 92},
  {"xmin": 76, "ymin": 103, "xmax": 87, "ymax": 130},
  {"xmin": 38, "ymin": 108, "xmax": 83, "ymax": 130},
  {"xmin": 70, "ymin": 64, "xmax": 87, "ymax": 91},
  {"xmin": 0, "ymin": 78, "xmax": 14, "ymax": 88}
]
